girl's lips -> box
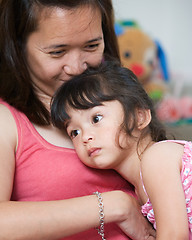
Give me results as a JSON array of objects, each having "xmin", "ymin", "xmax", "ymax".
[{"xmin": 88, "ymin": 147, "xmax": 101, "ymax": 157}]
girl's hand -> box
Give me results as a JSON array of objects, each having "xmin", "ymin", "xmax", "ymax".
[
  {"xmin": 103, "ymin": 191, "xmax": 156, "ymax": 240},
  {"xmin": 117, "ymin": 194, "xmax": 156, "ymax": 240}
]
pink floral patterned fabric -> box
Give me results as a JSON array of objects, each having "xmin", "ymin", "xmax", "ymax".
[{"xmin": 141, "ymin": 140, "xmax": 192, "ymax": 238}]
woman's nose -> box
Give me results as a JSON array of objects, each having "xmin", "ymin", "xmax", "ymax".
[{"xmin": 63, "ymin": 52, "xmax": 87, "ymax": 76}]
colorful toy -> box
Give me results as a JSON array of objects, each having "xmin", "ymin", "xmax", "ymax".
[
  {"xmin": 115, "ymin": 21, "xmax": 169, "ymax": 101},
  {"xmin": 115, "ymin": 21, "xmax": 192, "ymax": 125},
  {"xmin": 156, "ymin": 94, "xmax": 192, "ymax": 124}
]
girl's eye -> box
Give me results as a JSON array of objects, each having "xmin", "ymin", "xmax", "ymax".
[
  {"xmin": 70, "ymin": 129, "xmax": 80, "ymax": 139},
  {"xmin": 92, "ymin": 115, "xmax": 103, "ymax": 124}
]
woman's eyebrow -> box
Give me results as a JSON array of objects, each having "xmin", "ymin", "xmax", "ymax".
[
  {"xmin": 43, "ymin": 44, "xmax": 68, "ymax": 50},
  {"xmin": 43, "ymin": 37, "xmax": 103, "ymax": 50},
  {"xmin": 86, "ymin": 36, "xmax": 103, "ymax": 43}
]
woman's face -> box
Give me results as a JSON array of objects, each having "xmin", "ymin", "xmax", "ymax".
[{"xmin": 25, "ymin": 5, "xmax": 104, "ymax": 98}]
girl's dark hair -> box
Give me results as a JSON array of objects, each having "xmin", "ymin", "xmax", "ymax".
[
  {"xmin": 51, "ymin": 61, "xmax": 167, "ymax": 143},
  {"xmin": 0, "ymin": 0, "xmax": 119, "ymax": 125}
]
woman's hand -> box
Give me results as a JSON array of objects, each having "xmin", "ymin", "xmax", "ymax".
[{"xmin": 103, "ymin": 191, "xmax": 156, "ymax": 240}]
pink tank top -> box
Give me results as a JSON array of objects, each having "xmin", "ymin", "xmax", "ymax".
[
  {"xmin": 1, "ymin": 100, "xmax": 135, "ymax": 240},
  {"xmin": 141, "ymin": 140, "xmax": 192, "ymax": 239}
]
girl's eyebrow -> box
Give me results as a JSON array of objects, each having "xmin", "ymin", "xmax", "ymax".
[
  {"xmin": 43, "ymin": 37, "xmax": 103, "ymax": 50},
  {"xmin": 65, "ymin": 120, "xmax": 71, "ymax": 129}
]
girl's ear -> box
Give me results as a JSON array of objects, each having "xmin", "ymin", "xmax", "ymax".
[{"xmin": 136, "ymin": 109, "xmax": 151, "ymax": 130}]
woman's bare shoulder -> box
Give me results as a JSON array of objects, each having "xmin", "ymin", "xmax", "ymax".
[
  {"xmin": 0, "ymin": 104, "xmax": 17, "ymax": 200},
  {"xmin": 0, "ymin": 103, "xmax": 18, "ymax": 148}
]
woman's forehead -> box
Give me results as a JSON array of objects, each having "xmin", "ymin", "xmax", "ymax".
[
  {"xmin": 38, "ymin": 5, "xmax": 101, "ymax": 31},
  {"xmin": 35, "ymin": 5, "xmax": 103, "ymax": 45}
]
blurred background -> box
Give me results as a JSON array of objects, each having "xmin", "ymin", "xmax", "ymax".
[{"xmin": 112, "ymin": 0, "xmax": 192, "ymax": 140}]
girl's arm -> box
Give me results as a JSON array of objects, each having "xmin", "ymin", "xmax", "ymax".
[
  {"xmin": 0, "ymin": 105, "xmax": 155, "ymax": 240},
  {"xmin": 141, "ymin": 141, "xmax": 189, "ymax": 240}
]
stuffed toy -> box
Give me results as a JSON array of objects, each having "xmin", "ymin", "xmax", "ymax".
[
  {"xmin": 115, "ymin": 21, "xmax": 169, "ymax": 101},
  {"xmin": 115, "ymin": 21, "xmax": 192, "ymax": 125}
]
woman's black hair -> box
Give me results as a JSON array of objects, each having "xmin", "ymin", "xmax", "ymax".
[
  {"xmin": 0, "ymin": 0, "xmax": 119, "ymax": 125},
  {"xmin": 51, "ymin": 61, "xmax": 167, "ymax": 143}
]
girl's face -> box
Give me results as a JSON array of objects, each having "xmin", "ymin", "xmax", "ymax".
[
  {"xmin": 65, "ymin": 100, "xmax": 130, "ymax": 169},
  {"xmin": 25, "ymin": 5, "xmax": 104, "ymax": 98}
]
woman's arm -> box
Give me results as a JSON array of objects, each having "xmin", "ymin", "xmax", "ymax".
[
  {"xmin": 141, "ymin": 142, "xmax": 189, "ymax": 240},
  {"xmin": 0, "ymin": 104, "xmax": 155, "ymax": 239},
  {"xmin": 0, "ymin": 191, "xmax": 156, "ymax": 240}
]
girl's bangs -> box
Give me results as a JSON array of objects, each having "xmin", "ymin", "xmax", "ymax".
[{"xmin": 66, "ymin": 78, "xmax": 113, "ymax": 110}]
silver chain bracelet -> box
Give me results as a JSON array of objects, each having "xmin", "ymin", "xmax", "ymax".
[{"xmin": 93, "ymin": 191, "xmax": 106, "ymax": 240}]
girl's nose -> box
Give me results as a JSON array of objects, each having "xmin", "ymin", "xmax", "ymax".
[{"xmin": 83, "ymin": 133, "xmax": 94, "ymax": 144}]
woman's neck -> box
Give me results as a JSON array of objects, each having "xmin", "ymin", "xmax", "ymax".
[
  {"xmin": 33, "ymin": 83, "xmax": 53, "ymax": 111},
  {"xmin": 32, "ymin": 85, "xmax": 74, "ymax": 148},
  {"xmin": 38, "ymin": 93, "xmax": 52, "ymax": 111}
]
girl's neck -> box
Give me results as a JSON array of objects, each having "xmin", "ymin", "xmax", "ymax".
[{"xmin": 114, "ymin": 135, "xmax": 154, "ymax": 191}]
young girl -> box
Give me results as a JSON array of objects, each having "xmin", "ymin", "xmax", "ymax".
[{"xmin": 51, "ymin": 61, "xmax": 191, "ymax": 240}]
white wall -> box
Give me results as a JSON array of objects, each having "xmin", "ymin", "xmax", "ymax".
[{"xmin": 112, "ymin": 0, "xmax": 192, "ymax": 82}]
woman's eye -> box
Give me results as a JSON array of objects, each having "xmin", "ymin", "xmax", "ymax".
[
  {"xmin": 70, "ymin": 129, "xmax": 80, "ymax": 139},
  {"xmin": 85, "ymin": 43, "xmax": 99, "ymax": 51},
  {"xmin": 92, "ymin": 115, "xmax": 103, "ymax": 124},
  {"xmin": 49, "ymin": 50, "xmax": 65, "ymax": 57}
]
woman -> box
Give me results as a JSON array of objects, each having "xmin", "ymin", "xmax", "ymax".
[{"xmin": 0, "ymin": 0, "xmax": 155, "ymax": 239}]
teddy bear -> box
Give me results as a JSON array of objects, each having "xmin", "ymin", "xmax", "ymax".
[
  {"xmin": 115, "ymin": 21, "xmax": 192, "ymax": 125},
  {"xmin": 115, "ymin": 21, "xmax": 169, "ymax": 102}
]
